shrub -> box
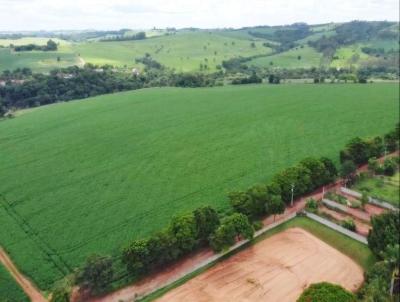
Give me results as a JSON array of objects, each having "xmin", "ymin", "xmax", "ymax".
[
  {"xmin": 297, "ymin": 282, "xmax": 357, "ymax": 302},
  {"xmin": 252, "ymin": 221, "xmax": 263, "ymax": 231},
  {"xmin": 383, "ymin": 158, "xmax": 397, "ymax": 176},
  {"xmin": 341, "ymin": 219, "xmax": 356, "ymax": 231},
  {"xmin": 305, "ymin": 198, "xmax": 318, "ymax": 213}
]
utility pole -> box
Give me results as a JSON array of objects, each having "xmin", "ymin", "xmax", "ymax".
[
  {"xmin": 290, "ymin": 183, "xmax": 295, "ymax": 207},
  {"xmin": 383, "ymin": 136, "xmax": 388, "ymax": 158}
]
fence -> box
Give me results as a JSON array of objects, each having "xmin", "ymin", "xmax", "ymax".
[
  {"xmin": 322, "ymin": 198, "xmax": 349, "ymax": 213},
  {"xmin": 304, "ymin": 211, "xmax": 368, "ymax": 244},
  {"xmin": 341, "ymin": 187, "xmax": 398, "ymax": 211}
]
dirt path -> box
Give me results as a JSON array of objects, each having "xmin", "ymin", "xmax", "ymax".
[{"xmin": 0, "ymin": 247, "xmax": 47, "ymax": 302}]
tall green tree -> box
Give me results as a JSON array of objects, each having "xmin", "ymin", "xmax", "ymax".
[
  {"xmin": 169, "ymin": 214, "xmax": 198, "ymax": 253},
  {"xmin": 193, "ymin": 206, "xmax": 220, "ymax": 244},
  {"xmin": 77, "ymin": 255, "xmax": 113, "ymax": 295}
]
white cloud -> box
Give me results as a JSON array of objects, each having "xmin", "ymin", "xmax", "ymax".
[{"xmin": 0, "ymin": 0, "xmax": 398, "ymax": 31}]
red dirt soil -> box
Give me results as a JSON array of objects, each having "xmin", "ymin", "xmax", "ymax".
[
  {"xmin": 319, "ymin": 205, "xmax": 371, "ymax": 236},
  {"xmin": 67, "ymin": 152, "xmax": 400, "ymax": 302},
  {"xmin": 0, "ymin": 247, "xmax": 47, "ymax": 302},
  {"xmin": 156, "ymin": 228, "xmax": 364, "ymax": 302}
]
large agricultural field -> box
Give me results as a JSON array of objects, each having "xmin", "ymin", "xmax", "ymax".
[
  {"xmin": 0, "ymin": 263, "xmax": 29, "ymax": 302},
  {"xmin": 0, "ymin": 83, "xmax": 398, "ymax": 290},
  {"xmin": 156, "ymin": 228, "xmax": 364, "ymax": 302}
]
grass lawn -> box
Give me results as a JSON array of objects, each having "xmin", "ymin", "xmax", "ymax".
[
  {"xmin": 354, "ymin": 172, "xmax": 400, "ymax": 207},
  {"xmin": 0, "ymin": 83, "xmax": 397, "ymax": 289},
  {"xmin": 0, "ymin": 263, "xmax": 29, "ymax": 302},
  {"xmin": 141, "ymin": 216, "xmax": 376, "ymax": 301}
]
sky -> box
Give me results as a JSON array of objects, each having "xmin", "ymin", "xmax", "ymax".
[{"xmin": 0, "ymin": 0, "xmax": 398, "ymax": 31}]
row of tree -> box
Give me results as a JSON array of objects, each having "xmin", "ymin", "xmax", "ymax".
[
  {"xmin": 0, "ymin": 64, "xmax": 221, "ymax": 116},
  {"xmin": 13, "ymin": 39, "xmax": 57, "ymax": 52},
  {"xmin": 340, "ymin": 124, "xmax": 400, "ymax": 165},
  {"xmin": 122, "ymin": 206, "xmax": 220, "ymax": 277},
  {"xmin": 101, "ymin": 31, "xmax": 146, "ymax": 42}
]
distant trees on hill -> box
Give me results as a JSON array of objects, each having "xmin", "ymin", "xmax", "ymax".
[
  {"xmin": 0, "ymin": 63, "xmax": 221, "ymax": 115},
  {"xmin": 100, "ymin": 31, "xmax": 146, "ymax": 42},
  {"xmin": 13, "ymin": 39, "xmax": 57, "ymax": 51}
]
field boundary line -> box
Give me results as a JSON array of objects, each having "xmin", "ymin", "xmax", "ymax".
[
  {"xmin": 304, "ymin": 211, "xmax": 368, "ymax": 244},
  {"xmin": 0, "ymin": 247, "xmax": 47, "ymax": 302},
  {"xmin": 0, "ymin": 195, "xmax": 71, "ymax": 275}
]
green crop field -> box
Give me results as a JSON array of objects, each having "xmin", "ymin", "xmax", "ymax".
[
  {"xmin": 72, "ymin": 32, "xmax": 270, "ymax": 72},
  {"xmin": 249, "ymin": 45, "xmax": 323, "ymax": 68},
  {"xmin": 0, "ymin": 83, "xmax": 398, "ymax": 289},
  {"xmin": 0, "ymin": 263, "xmax": 29, "ymax": 302}
]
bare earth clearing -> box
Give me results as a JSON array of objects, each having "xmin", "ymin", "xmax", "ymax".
[{"xmin": 156, "ymin": 228, "xmax": 364, "ymax": 302}]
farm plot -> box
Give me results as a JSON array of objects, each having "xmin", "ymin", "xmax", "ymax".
[
  {"xmin": 156, "ymin": 228, "xmax": 364, "ymax": 302},
  {"xmin": 353, "ymin": 172, "xmax": 400, "ymax": 207},
  {"xmin": 0, "ymin": 83, "xmax": 398, "ymax": 289},
  {"xmin": 0, "ymin": 263, "xmax": 29, "ymax": 302}
]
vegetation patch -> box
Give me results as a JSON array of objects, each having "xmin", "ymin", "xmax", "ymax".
[{"xmin": 0, "ymin": 263, "xmax": 29, "ymax": 302}]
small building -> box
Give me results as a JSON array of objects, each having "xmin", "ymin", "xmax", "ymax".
[{"xmin": 132, "ymin": 68, "xmax": 140, "ymax": 76}]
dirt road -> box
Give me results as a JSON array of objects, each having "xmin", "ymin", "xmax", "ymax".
[{"xmin": 0, "ymin": 247, "xmax": 47, "ymax": 302}]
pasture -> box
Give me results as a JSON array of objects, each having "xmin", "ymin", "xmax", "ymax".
[
  {"xmin": 0, "ymin": 83, "xmax": 398, "ymax": 289},
  {"xmin": 0, "ymin": 45, "xmax": 79, "ymax": 72},
  {"xmin": 249, "ymin": 45, "xmax": 323, "ymax": 68},
  {"xmin": 72, "ymin": 32, "xmax": 270, "ymax": 72},
  {"xmin": 156, "ymin": 228, "xmax": 364, "ymax": 302}
]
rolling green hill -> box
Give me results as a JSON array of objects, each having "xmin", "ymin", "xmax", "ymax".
[
  {"xmin": 72, "ymin": 31, "xmax": 270, "ymax": 72},
  {"xmin": 0, "ymin": 83, "xmax": 398, "ymax": 289},
  {"xmin": 0, "ymin": 21, "xmax": 397, "ymax": 73},
  {"xmin": 249, "ymin": 45, "xmax": 323, "ymax": 68}
]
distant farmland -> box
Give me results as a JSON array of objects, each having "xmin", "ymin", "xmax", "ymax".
[{"xmin": 0, "ymin": 83, "xmax": 398, "ymax": 289}]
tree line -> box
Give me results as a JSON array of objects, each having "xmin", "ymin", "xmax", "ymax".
[
  {"xmin": 100, "ymin": 31, "xmax": 146, "ymax": 42},
  {"xmin": 0, "ymin": 63, "xmax": 221, "ymax": 117},
  {"xmin": 60, "ymin": 155, "xmax": 337, "ymax": 301},
  {"xmin": 13, "ymin": 39, "xmax": 57, "ymax": 52}
]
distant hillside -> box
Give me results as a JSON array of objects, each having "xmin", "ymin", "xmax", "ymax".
[{"xmin": 0, "ymin": 21, "xmax": 398, "ymax": 73}]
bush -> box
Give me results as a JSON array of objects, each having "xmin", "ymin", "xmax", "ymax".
[
  {"xmin": 252, "ymin": 221, "xmax": 263, "ymax": 231},
  {"xmin": 383, "ymin": 158, "xmax": 397, "ymax": 176},
  {"xmin": 341, "ymin": 219, "xmax": 356, "ymax": 231},
  {"xmin": 297, "ymin": 282, "xmax": 357, "ymax": 302},
  {"xmin": 305, "ymin": 198, "xmax": 318, "ymax": 213}
]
